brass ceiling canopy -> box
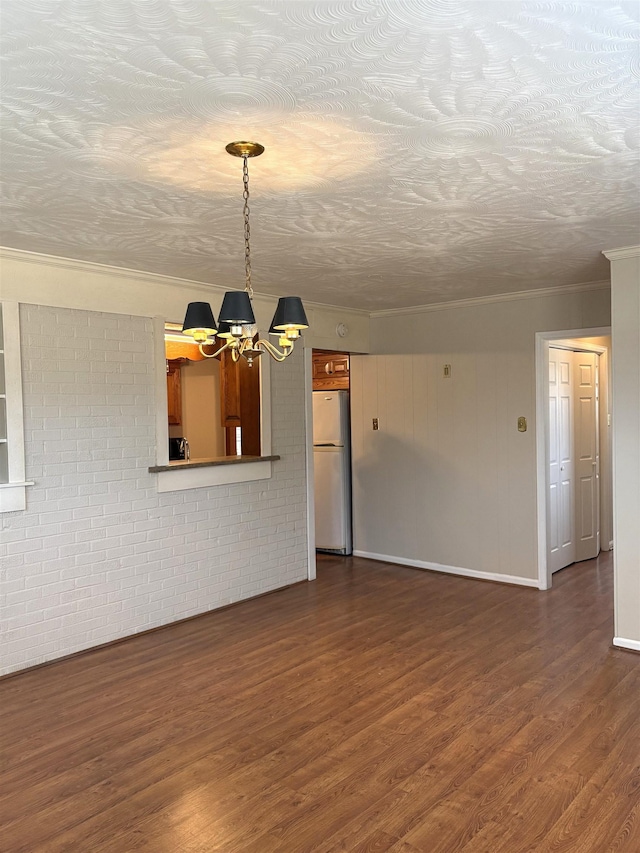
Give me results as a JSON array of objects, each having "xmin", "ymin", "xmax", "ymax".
[{"xmin": 225, "ymin": 141, "xmax": 265, "ymax": 158}]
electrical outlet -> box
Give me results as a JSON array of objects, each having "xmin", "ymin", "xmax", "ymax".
[
  {"xmin": 372, "ymin": 418, "xmax": 379, "ymax": 431},
  {"xmin": 518, "ymin": 416, "xmax": 527, "ymax": 432},
  {"xmin": 443, "ymin": 364, "xmax": 451, "ymax": 378}
]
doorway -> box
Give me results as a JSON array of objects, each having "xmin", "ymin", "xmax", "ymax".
[
  {"xmin": 535, "ymin": 328, "xmax": 612, "ymax": 590},
  {"xmin": 548, "ymin": 346, "xmax": 600, "ymax": 572},
  {"xmin": 303, "ymin": 348, "xmax": 353, "ymax": 580},
  {"xmin": 311, "ymin": 350, "xmax": 352, "ymax": 556}
]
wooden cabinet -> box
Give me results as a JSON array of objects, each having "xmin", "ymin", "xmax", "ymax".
[
  {"xmin": 219, "ymin": 349, "xmax": 242, "ymax": 431},
  {"xmin": 166, "ymin": 360, "xmax": 183, "ymax": 425},
  {"xmin": 165, "ymin": 347, "xmax": 261, "ymax": 456},
  {"xmin": 312, "ymin": 350, "xmax": 350, "ymax": 390},
  {"xmin": 220, "ymin": 349, "xmax": 261, "ymax": 456}
]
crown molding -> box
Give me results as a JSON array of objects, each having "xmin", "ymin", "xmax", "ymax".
[
  {"xmin": 601, "ymin": 245, "xmax": 640, "ymax": 261},
  {"xmin": 0, "ymin": 246, "xmax": 231, "ymax": 293},
  {"xmin": 0, "ymin": 246, "xmax": 613, "ymax": 319},
  {"xmin": 0, "ymin": 247, "xmax": 370, "ymax": 317},
  {"xmin": 301, "ymin": 298, "xmax": 369, "ymax": 318},
  {"xmin": 369, "ymin": 280, "xmax": 611, "ymax": 319}
]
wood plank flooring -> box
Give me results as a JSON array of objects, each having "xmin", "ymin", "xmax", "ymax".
[{"xmin": 1, "ymin": 551, "xmax": 639, "ymax": 852}]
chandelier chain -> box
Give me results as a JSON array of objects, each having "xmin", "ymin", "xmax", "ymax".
[{"xmin": 242, "ymin": 156, "xmax": 253, "ymax": 299}]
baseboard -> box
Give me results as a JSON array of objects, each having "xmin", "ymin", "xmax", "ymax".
[
  {"xmin": 0, "ymin": 580, "xmax": 307, "ymax": 681},
  {"xmin": 352, "ymin": 550, "xmax": 540, "ymax": 588},
  {"xmin": 613, "ymin": 637, "xmax": 640, "ymax": 653}
]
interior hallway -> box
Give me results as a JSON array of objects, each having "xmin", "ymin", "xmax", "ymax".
[{"xmin": 1, "ymin": 550, "xmax": 638, "ymax": 852}]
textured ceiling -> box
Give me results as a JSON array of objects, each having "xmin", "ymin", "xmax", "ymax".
[{"xmin": 2, "ymin": 1, "xmax": 639, "ymax": 311}]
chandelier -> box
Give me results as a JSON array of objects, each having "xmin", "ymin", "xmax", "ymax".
[{"xmin": 181, "ymin": 141, "xmax": 308, "ymax": 366}]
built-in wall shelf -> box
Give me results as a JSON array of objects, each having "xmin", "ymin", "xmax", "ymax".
[{"xmin": 0, "ymin": 302, "xmax": 33, "ymax": 511}]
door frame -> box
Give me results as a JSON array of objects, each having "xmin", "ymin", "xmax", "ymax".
[
  {"xmin": 535, "ymin": 326, "xmax": 611, "ymax": 590},
  {"xmin": 304, "ymin": 346, "xmax": 317, "ymax": 580}
]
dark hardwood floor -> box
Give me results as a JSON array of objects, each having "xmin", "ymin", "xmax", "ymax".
[{"xmin": 1, "ymin": 551, "xmax": 639, "ymax": 852}]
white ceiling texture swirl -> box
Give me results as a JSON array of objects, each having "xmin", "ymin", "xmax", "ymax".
[{"xmin": 2, "ymin": 1, "xmax": 638, "ymax": 310}]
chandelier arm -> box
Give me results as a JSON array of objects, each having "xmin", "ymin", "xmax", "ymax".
[
  {"xmin": 198, "ymin": 340, "xmax": 231, "ymax": 359},
  {"xmin": 256, "ymin": 338, "xmax": 293, "ymax": 362},
  {"xmin": 237, "ymin": 337, "xmax": 254, "ymax": 357}
]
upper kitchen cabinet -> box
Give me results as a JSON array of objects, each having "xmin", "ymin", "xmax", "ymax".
[{"xmin": 312, "ymin": 350, "xmax": 350, "ymax": 391}]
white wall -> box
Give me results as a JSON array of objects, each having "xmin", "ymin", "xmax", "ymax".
[
  {"xmin": 606, "ymin": 248, "xmax": 640, "ymax": 650},
  {"xmin": 352, "ymin": 285, "xmax": 611, "ymax": 583},
  {"xmin": 0, "ymin": 304, "xmax": 308, "ymax": 674},
  {"xmin": 0, "ymin": 249, "xmax": 370, "ymax": 355},
  {"xmin": 0, "ymin": 249, "xmax": 370, "ymax": 674}
]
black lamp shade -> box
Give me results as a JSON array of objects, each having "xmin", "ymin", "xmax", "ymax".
[
  {"xmin": 269, "ymin": 319, "xmax": 303, "ymax": 337},
  {"xmin": 218, "ymin": 291, "xmax": 255, "ymax": 325},
  {"xmin": 269, "ymin": 297, "xmax": 309, "ymax": 332},
  {"xmin": 182, "ymin": 302, "xmax": 217, "ymax": 337}
]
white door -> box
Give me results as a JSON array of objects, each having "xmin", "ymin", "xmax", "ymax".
[
  {"xmin": 574, "ymin": 352, "xmax": 600, "ymax": 562},
  {"xmin": 548, "ymin": 348, "xmax": 575, "ymax": 572}
]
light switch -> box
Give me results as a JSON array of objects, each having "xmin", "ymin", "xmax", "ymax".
[
  {"xmin": 443, "ymin": 364, "xmax": 452, "ymax": 378},
  {"xmin": 372, "ymin": 418, "xmax": 379, "ymax": 431},
  {"xmin": 518, "ymin": 416, "xmax": 527, "ymax": 432}
]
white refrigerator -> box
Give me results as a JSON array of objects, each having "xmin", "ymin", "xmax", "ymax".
[{"xmin": 313, "ymin": 390, "xmax": 352, "ymax": 554}]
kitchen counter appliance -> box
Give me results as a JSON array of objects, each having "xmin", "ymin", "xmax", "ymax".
[
  {"xmin": 313, "ymin": 390, "xmax": 352, "ymax": 554},
  {"xmin": 169, "ymin": 437, "xmax": 190, "ymax": 461}
]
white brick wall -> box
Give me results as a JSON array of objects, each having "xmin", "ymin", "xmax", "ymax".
[{"xmin": 0, "ymin": 304, "xmax": 308, "ymax": 674}]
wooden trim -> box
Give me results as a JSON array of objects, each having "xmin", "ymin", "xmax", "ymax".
[
  {"xmin": 370, "ymin": 280, "xmax": 611, "ymax": 319},
  {"xmin": 612, "ymin": 637, "xmax": 640, "ymax": 653},
  {"xmin": 352, "ymin": 550, "xmax": 540, "ymax": 588},
  {"xmin": 304, "ymin": 346, "xmax": 317, "ymax": 581},
  {"xmin": 602, "ymin": 245, "xmax": 640, "ymax": 261}
]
